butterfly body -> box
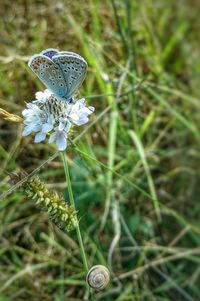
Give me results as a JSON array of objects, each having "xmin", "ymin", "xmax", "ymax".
[{"xmin": 28, "ymin": 48, "xmax": 87, "ymax": 102}]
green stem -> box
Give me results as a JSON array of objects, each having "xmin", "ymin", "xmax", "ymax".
[
  {"xmin": 60, "ymin": 152, "xmax": 88, "ymax": 271},
  {"xmin": 61, "ymin": 152, "xmax": 96, "ymax": 301}
]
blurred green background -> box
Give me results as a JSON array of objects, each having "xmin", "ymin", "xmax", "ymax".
[{"xmin": 0, "ymin": 0, "xmax": 200, "ymax": 300}]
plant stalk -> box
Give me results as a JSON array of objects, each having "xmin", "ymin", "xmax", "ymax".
[
  {"xmin": 60, "ymin": 152, "xmax": 88, "ymax": 271},
  {"xmin": 61, "ymin": 152, "xmax": 97, "ymax": 301}
]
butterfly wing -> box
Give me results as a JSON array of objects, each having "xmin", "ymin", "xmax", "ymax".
[
  {"xmin": 28, "ymin": 54, "xmax": 68, "ymax": 98},
  {"xmin": 41, "ymin": 48, "xmax": 59, "ymax": 59},
  {"xmin": 59, "ymin": 51, "xmax": 85, "ymax": 60},
  {"xmin": 52, "ymin": 53, "xmax": 87, "ymax": 100}
]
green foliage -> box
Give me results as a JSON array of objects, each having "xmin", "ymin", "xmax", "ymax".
[{"xmin": 0, "ymin": 0, "xmax": 200, "ymax": 300}]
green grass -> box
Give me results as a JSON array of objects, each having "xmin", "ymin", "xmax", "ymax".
[{"xmin": 0, "ymin": 0, "xmax": 200, "ymax": 300}]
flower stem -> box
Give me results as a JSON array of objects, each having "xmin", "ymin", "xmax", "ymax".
[
  {"xmin": 61, "ymin": 152, "xmax": 96, "ymax": 301},
  {"xmin": 60, "ymin": 151, "xmax": 89, "ymax": 272}
]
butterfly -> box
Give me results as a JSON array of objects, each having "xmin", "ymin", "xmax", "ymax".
[{"xmin": 28, "ymin": 48, "xmax": 87, "ymax": 103}]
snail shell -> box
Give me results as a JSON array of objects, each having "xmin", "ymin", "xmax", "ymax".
[{"xmin": 86, "ymin": 265, "xmax": 110, "ymax": 290}]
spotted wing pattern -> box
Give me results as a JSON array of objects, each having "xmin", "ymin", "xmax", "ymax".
[
  {"xmin": 52, "ymin": 54, "xmax": 87, "ymax": 99},
  {"xmin": 28, "ymin": 49, "xmax": 87, "ymax": 101},
  {"xmin": 28, "ymin": 55, "xmax": 67, "ymax": 98}
]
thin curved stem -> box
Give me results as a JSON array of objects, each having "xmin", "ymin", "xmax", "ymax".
[
  {"xmin": 61, "ymin": 152, "xmax": 96, "ymax": 301},
  {"xmin": 60, "ymin": 151, "xmax": 88, "ymax": 272}
]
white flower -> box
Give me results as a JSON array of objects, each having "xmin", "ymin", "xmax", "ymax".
[
  {"xmin": 22, "ymin": 90, "xmax": 94, "ymax": 151},
  {"xmin": 49, "ymin": 122, "xmax": 71, "ymax": 151},
  {"xmin": 34, "ymin": 89, "xmax": 52, "ymax": 104},
  {"xmin": 22, "ymin": 103, "xmax": 44, "ymax": 136},
  {"xmin": 68, "ymin": 98, "xmax": 94, "ymax": 126}
]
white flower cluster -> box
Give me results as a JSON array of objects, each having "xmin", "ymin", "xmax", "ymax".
[{"xmin": 22, "ymin": 89, "xmax": 94, "ymax": 151}]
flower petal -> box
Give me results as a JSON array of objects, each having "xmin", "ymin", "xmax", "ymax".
[
  {"xmin": 49, "ymin": 132, "xmax": 57, "ymax": 143},
  {"xmin": 58, "ymin": 122, "xmax": 65, "ymax": 131},
  {"xmin": 22, "ymin": 124, "xmax": 41, "ymax": 136},
  {"xmin": 35, "ymin": 91, "xmax": 44, "ymax": 102},
  {"xmin": 42, "ymin": 122, "xmax": 53, "ymax": 133},
  {"xmin": 35, "ymin": 89, "xmax": 52, "ymax": 103},
  {"xmin": 69, "ymin": 113, "xmax": 79, "ymax": 121},
  {"xmin": 22, "ymin": 126, "xmax": 32, "ymax": 136},
  {"xmin": 56, "ymin": 133, "xmax": 67, "ymax": 151},
  {"xmin": 34, "ymin": 132, "xmax": 46, "ymax": 143},
  {"xmin": 74, "ymin": 117, "xmax": 88, "ymax": 126}
]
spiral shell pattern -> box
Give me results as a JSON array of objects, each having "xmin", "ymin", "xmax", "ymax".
[{"xmin": 86, "ymin": 265, "xmax": 110, "ymax": 290}]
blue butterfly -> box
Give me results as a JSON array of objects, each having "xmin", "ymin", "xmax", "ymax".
[{"xmin": 28, "ymin": 48, "xmax": 87, "ymax": 103}]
